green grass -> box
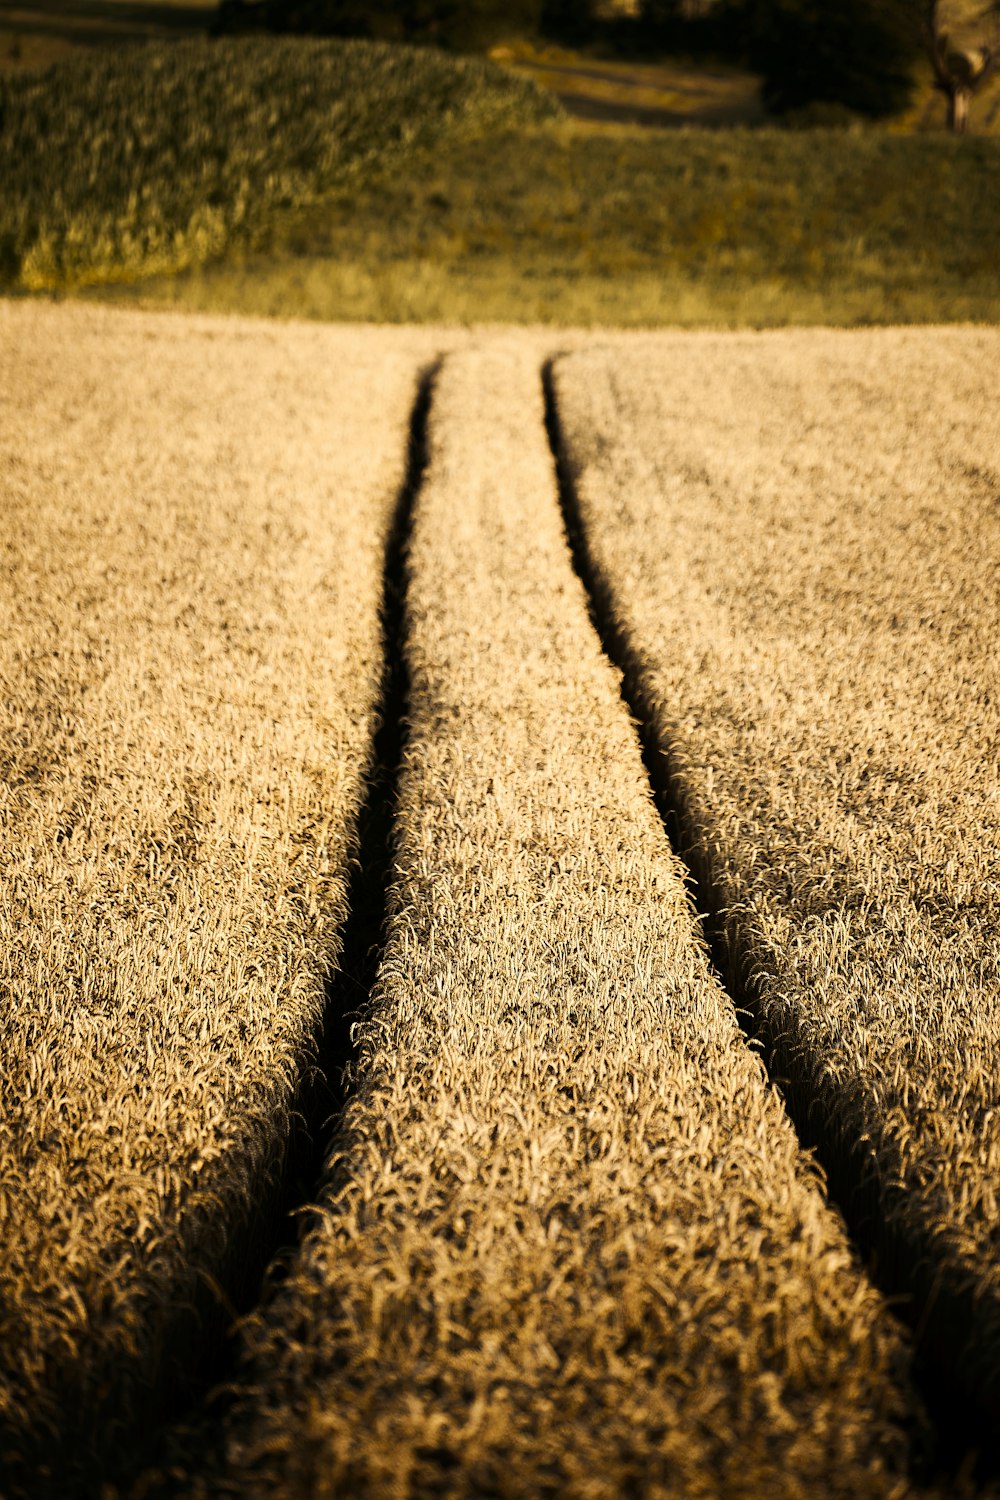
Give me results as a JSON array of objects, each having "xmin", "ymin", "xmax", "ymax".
[
  {"xmin": 123, "ymin": 120, "xmax": 1000, "ymax": 326},
  {"xmin": 2, "ymin": 36, "xmax": 999, "ymax": 324}
]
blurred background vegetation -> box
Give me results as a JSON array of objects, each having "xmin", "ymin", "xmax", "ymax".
[
  {"xmin": 214, "ymin": 0, "xmax": 1000, "ymax": 129},
  {"xmin": 0, "ymin": 0, "xmax": 997, "ymax": 323}
]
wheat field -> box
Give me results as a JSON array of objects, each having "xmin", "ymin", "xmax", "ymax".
[
  {"xmin": 549, "ymin": 328, "xmax": 1000, "ymax": 1429},
  {"xmin": 0, "ymin": 300, "xmax": 440, "ymax": 1486},
  {"xmin": 1, "ymin": 303, "xmax": 997, "ymax": 1497}
]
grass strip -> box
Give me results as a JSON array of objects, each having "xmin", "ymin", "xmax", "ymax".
[
  {"xmin": 0, "ymin": 300, "xmax": 435, "ymax": 1492},
  {"xmin": 548, "ymin": 327, "xmax": 1000, "ymax": 1445},
  {"xmin": 178, "ymin": 343, "xmax": 934, "ymax": 1499},
  {"xmin": 108, "ymin": 121, "xmax": 1000, "ymax": 328}
]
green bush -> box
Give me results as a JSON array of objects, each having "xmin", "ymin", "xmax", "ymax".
[{"xmin": 0, "ymin": 35, "xmax": 560, "ymax": 288}]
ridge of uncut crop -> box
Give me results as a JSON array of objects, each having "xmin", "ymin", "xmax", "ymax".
[
  {"xmin": 0, "ymin": 301, "xmax": 439, "ymax": 1492},
  {"xmin": 549, "ymin": 327, "xmax": 1000, "ymax": 1433},
  {"xmin": 176, "ymin": 345, "xmax": 934, "ymax": 1500}
]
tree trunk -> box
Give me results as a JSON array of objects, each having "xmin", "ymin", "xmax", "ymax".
[{"xmin": 948, "ymin": 85, "xmax": 971, "ymax": 132}]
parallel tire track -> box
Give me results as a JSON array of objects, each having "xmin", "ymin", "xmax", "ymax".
[{"xmin": 175, "ymin": 346, "xmax": 935, "ymax": 1500}]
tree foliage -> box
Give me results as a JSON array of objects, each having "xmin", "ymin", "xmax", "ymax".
[
  {"xmin": 635, "ymin": 0, "xmax": 747, "ymax": 54},
  {"xmin": 748, "ymin": 0, "xmax": 921, "ymax": 117},
  {"xmin": 255, "ymin": 0, "xmax": 545, "ymax": 47}
]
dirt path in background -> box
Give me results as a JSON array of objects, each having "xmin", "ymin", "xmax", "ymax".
[
  {"xmin": 0, "ymin": 0, "xmax": 212, "ymax": 72},
  {"xmin": 491, "ymin": 43, "xmax": 764, "ymax": 127}
]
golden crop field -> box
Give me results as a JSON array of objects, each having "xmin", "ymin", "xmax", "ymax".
[
  {"xmin": 176, "ymin": 345, "xmax": 929, "ymax": 1498},
  {"xmin": 0, "ymin": 304, "xmax": 997, "ymax": 1497},
  {"xmin": 550, "ymin": 328, "xmax": 1000, "ymax": 1435},
  {"xmin": 0, "ymin": 300, "xmax": 440, "ymax": 1488}
]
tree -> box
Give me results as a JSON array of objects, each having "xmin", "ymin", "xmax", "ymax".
[
  {"xmin": 637, "ymin": 0, "xmax": 747, "ymax": 52},
  {"xmin": 749, "ymin": 0, "xmax": 920, "ymax": 118},
  {"xmin": 226, "ymin": 0, "xmax": 545, "ymax": 47},
  {"xmin": 749, "ymin": 0, "xmax": 1000, "ymax": 128},
  {"xmin": 923, "ymin": 0, "xmax": 998, "ymax": 131}
]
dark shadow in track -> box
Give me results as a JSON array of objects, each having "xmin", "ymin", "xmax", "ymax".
[
  {"xmin": 157, "ymin": 357, "xmax": 440, "ymax": 1472},
  {"xmin": 540, "ymin": 354, "xmax": 996, "ymax": 1494},
  {"xmin": 137, "ymin": 358, "xmax": 438, "ymax": 1497},
  {"xmin": 247, "ymin": 357, "xmax": 439, "ymax": 1309}
]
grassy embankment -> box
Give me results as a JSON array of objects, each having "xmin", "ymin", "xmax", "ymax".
[
  {"xmin": 169, "ymin": 345, "xmax": 936, "ymax": 1499},
  {"xmin": 0, "ymin": 37, "xmax": 558, "ymax": 291},
  {"xmin": 0, "ymin": 300, "xmax": 437, "ymax": 1492},
  {"xmin": 549, "ymin": 328, "xmax": 1000, "ymax": 1438},
  {"xmin": 1, "ymin": 35, "xmax": 998, "ymax": 325}
]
